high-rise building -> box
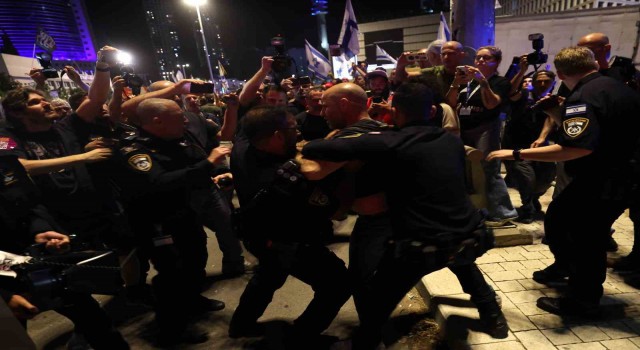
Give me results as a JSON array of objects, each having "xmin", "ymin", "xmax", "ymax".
[
  {"xmin": 143, "ymin": 0, "xmax": 182, "ymax": 81},
  {"xmin": 0, "ymin": 0, "xmax": 96, "ymax": 61},
  {"xmin": 496, "ymin": 0, "xmax": 638, "ymax": 16},
  {"xmin": 192, "ymin": 6, "xmax": 228, "ymax": 77}
]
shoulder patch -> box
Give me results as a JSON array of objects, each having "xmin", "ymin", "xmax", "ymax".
[
  {"xmin": 338, "ymin": 133, "xmax": 363, "ymax": 139},
  {"xmin": 0, "ymin": 137, "xmax": 17, "ymax": 150},
  {"xmin": 563, "ymin": 117, "xmax": 590, "ymax": 138},
  {"xmin": 128, "ymin": 154, "xmax": 153, "ymax": 172},
  {"xmin": 565, "ymin": 104, "xmax": 587, "ymax": 116}
]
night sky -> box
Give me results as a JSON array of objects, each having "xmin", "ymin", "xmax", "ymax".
[{"xmin": 85, "ymin": 0, "xmax": 426, "ymax": 80}]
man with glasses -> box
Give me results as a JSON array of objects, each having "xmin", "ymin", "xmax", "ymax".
[{"xmin": 296, "ymin": 87, "xmax": 330, "ymax": 141}]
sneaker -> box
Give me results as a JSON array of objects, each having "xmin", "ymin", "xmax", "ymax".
[
  {"xmin": 536, "ymin": 297, "xmax": 600, "ymax": 317},
  {"xmin": 485, "ymin": 217, "xmax": 518, "ymax": 228},
  {"xmin": 532, "ymin": 263, "xmax": 569, "ymax": 285}
]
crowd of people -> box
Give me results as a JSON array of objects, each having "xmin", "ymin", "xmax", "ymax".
[{"xmin": 0, "ymin": 30, "xmax": 639, "ymax": 350}]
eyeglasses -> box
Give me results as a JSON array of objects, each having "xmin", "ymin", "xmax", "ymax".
[{"xmin": 475, "ymin": 55, "xmax": 495, "ymax": 61}]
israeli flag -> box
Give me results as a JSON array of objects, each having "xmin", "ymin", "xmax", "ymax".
[
  {"xmin": 337, "ymin": 0, "xmax": 359, "ymax": 59},
  {"xmin": 437, "ymin": 11, "xmax": 451, "ymax": 42},
  {"xmin": 376, "ymin": 45, "xmax": 397, "ymax": 65},
  {"xmin": 305, "ymin": 40, "xmax": 332, "ymax": 81}
]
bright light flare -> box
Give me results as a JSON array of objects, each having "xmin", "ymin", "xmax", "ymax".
[
  {"xmin": 183, "ymin": 0, "xmax": 206, "ymax": 6},
  {"xmin": 117, "ymin": 51, "xmax": 133, "ymax": 65}
]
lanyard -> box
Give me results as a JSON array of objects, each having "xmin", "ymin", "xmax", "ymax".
[{"xmin": 462, "ymin": 83, "xmax": 482, "ymax": 106}]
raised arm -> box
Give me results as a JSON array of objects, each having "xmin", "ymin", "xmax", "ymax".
[
  {"xmin": 75, "ymin": 46, "xmax": 118, "ymax": 122},
  {"xmin": 239, "ymin": 57, "xmax": 273, "ymax": 106}
]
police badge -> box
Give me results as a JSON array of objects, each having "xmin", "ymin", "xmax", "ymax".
[
  {"xmin": 128, "ymin": 154, "xmax": 152, "ymax": 172},
  {"xmin": 563, "ymin": 117, "xmax": 589, "ymax": 138}
]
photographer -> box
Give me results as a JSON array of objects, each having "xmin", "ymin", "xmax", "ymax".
[
  {"xmin": 0, "ymin": 153, "xmax": 128, "ymax": 349},
  {"xmin": 503, "ymin": 69, "xmax": 558, "ymax": 223},
  {"xmin": 446, "ymin": 46, "xmax": 518, "ymax": 227}
]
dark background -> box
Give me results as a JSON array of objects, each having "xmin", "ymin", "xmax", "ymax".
[{"xmin": 85, "ymin": 0, "xmax": 445, "ymax": 80}]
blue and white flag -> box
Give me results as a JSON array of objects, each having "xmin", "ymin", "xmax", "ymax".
[
  {"xmin": 375, "ymin": 45, "xmax": 397, "ymax": 65},
  {"xmin": 36, "ymin": 27, "xmax": 56, "ymax": 53},
  {"xmin": 332, "ymin": 54, "xmax": 356, "ymax": 80},
  {"xmin": 437, "ymin": 12, "xmax": 451, "ymax": 42},
  {"xmin": 337, "ymin": 0, "xmax": 359, "ymax": 59},
  {"xmin": 305, "ymin": 39, "xmax": 332, "ymax": 80}
]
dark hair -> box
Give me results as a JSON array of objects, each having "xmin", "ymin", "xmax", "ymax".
[
  {"xmin": 477, "ymin": 46, "xmax": 503, "ymax": 64},
  {"xmin": 1, "ymin": 87, "xmax": 44, "ymax": 120},
  {"xmin": 263, "ymin": 84, "xmax": 287, "ymax": 96},
  {"xmin": 68, "ymin": 91, "xmax": 88, "ymax": 111},
  {"xmin": 242, "ymin": 105, "xmax": 290, "ymax": 145},
  {"xmin": 407, "ymin": 75, "xmax": 444, "ymax": 104},
  {"xmin": 533, "ymin": 70, "xmax": 556, "ymax": 81},
  {"xmin": 392, "ymin": 81, "xmax": 434, "ymax": 122}
]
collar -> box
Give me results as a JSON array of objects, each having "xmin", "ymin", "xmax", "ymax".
[{"xmin": 571, "ymin": 71, "xmax": 601, "ymax": 92}]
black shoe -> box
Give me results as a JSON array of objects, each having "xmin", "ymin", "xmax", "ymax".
[
  {"xmin": 157, "ymin": 327, "xmax": 209, "ymax": 345},
  {"xmin": 479, "ymin": 311, "xmax": 509, "ymax": 339},
  {"xmin": 222, "ymin": 260, "xmax": 256, "ymax": 277},
  {"xmin": 515, "ymin": 214, "xmax": 534, "ymax": 224},
  {"xmin": 195, "ymin": 295, "xmax": 225, "ymax": 312},
  {"xmin": 607, "ymin": 235, "xmax": 619, "ymax": 252},
  {"xmin": 228, "ymin": 321, "xmax": 265, "ymax": 338},
  {"xmin": 532, "ymin": 263, "xmax": 569, "ymax": 285},
  {"xmin": 536, "ymin": 297, "xmax": 600, "ymax": 317},
  {"xmin": 611, "ymin": 252, "xmax": 640, "ymax": 272}
]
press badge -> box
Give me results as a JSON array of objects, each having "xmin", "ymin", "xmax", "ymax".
[{"xmin": 459, "ymin": 106, "xmax": 472, "ymax": 115}]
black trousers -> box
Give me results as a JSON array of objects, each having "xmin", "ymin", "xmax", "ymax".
[
  {"xmin": 349, "ymin": 214, "xmax": 394, "ymax": 319},
  {"xmin": 545, "ymin": 177, "xmax": 628, "ymax": 304},
  {"xmin": 506, "ymin": 160, "xmax": 556, "ymax": 215},
  {"xmin": 134, "ymin": 216, "xmax": 208, "ymax": 332},
  {"xmin": 230, "ymin": 241, "xmax": 350, "ymax": 335},
  {"xmin": 54, "ymin": 292, "xmax": 129, "ymax": 350},
  {"xmin": 353, "ymin": 244, "xmax": 498, "ymax": 350}
]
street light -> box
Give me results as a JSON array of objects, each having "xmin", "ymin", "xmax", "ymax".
[
  {"xmin": 177, "ymin": 63, "xmax": 190, "ymax": 78},
  {"xmin": 184, "ymin": 0, "xmax": 215, "ymax": 83}
]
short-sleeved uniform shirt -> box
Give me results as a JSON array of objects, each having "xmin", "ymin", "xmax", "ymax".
[
  {"xmin": 457, "ymin": 74, "xmax": 511, "ymax": 130},
  {"xmin": 559, "ymin": 72, "xmax": 640, "ymax": 181}
]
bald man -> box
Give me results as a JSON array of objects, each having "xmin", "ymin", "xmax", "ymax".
[
  {"xmin": 395, "ymin": 41, "xmax": 466, "ymax": 98},
  {"xmin": 307, "ymin": 82, "xmax": 396, "ymax": 320},
  {"xmin": 110, "ymin": 98, "xmax": 230, "ymax": 345},
  {"xmin": 577, "ymin": 33, "xmax": 611, "ymax": 70}
]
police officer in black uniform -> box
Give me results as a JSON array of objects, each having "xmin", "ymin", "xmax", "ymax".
[
  {"xmin": 109, "ymin": 98, "xmax": 229, "ymax": 345},
  {"xmin": 303, "ymin": 81, "xmax": 506, "ymax": 349},
  {"xmin": 228, "ymin": 105, "xmax": 351, "ymax": 345},
  {"xmin": 488, "ymin": 46, "xmax": 640, "ymax": 315},
  {"xmin": 0, "ymin": 152, "xmax": 129, "ymax": 349}
]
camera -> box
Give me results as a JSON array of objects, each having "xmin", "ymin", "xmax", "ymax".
[
  {"xmin": 270, "ymin": 35, "xmax": 292, "ymax": 74},
  {"xmin": 11, "ymin": 245, "xmax": 123, "ymax": 311},
  {"xmin": 35, "ymin": 52, "xmax": 59, "ymax": 79},
  {"xmin": 526, "ymin": 33, "xmax": 548, "ymax": 66},
  {"xmin": 406, "ymin": 52, "xmax": 428, "ymax": 62},
  {"xmin": 531, "ymin": 94, "xmax": 561, "ymax": 111},
  {"xmin": 112, "ymin": 65, "xmax": 144, "ymax": 95}
]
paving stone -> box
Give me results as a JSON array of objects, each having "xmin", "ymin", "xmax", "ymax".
[
  {"xmin": 616, "ymin": 293, "xmax": 640, "ymax": 305},
  {"xmin": 558, "ymin": 342, "xmax": 607, "ymax": 350},
  {"xmin": 503, "ymin": 246, "xmax": 528, "ymax": 254},
  {"xmin": 523, "ymin": 245, "xmax": 551, "ymax": 252},
  {"xmin": 629, "ymin": 336, "xmax": 640, "ymax": 347},
  {"xmin": 540, "ymin": 288, "xmax": 564, "ymax": 298},
  {"xmin": 521, "ymin": 251, "xmax": 547, "ymax": 260},
  {"xmin": 479, "ymin": 263, "xmax": 506, "ymax": 273},
  {"xmin": 529, "ymin": 313, "xmax": 566, "ymax": 329},
  {"xmin": 540, "ymin": 251, "xmax": 556, "ymax": 259},
  {"xmin": 504, "ymin": 290, "xmax": 546, "ymax": 303},
  {"xmin": 600, "ymin": 338, "xmax": 640, "ymax": 349},
  {"xmin": 518, "ymin": 279, "xmax": 547, "ymax": 290},
  {"xmin": 519, "ymin": 259, "xmax": 548, "ymax": 270},
  {"xmin": 471, "ymin": 341, "xmax": 526, "ymax": 350},
  {"xmin": 421, "ymin": 269, "xmax": 464, "ymax": 297},
  {"xmin": 514, "ymin": 329, "xmax": 557, "ymax": 350},
  {"xmin": 497, "ymin": 291, "xmax": 516, "ymax": 309},
  {"xmin": 570, "ymin": 324, "xmax": 611, "ymax": 342},
  {"xmin": 518, "ymin": 269, "xmax": 538, "ymax": 279},
  {"xmin": 495, "ymin": 281, "xmax": 526, "ymax": 293},
  {"xmin": 477, "ymin": 254, "xmax": 507, "ymax": 264},
  {"xmin": 501, "ymin": 252, "xmax": 528, "ymax": 261},
  {"xmin": 503, "ymin": 307, "xmax": 537, "ymax": 332},
  {"xmin": 610, "ymin": 283, "xmax": 640, "ymax": 294},
  {"xmin": 516, "ymin": 301, "xmax": 549, "ymax": 316},
  {"xmin": 499, "ymin": 262, "xmax": 527, "ymax": 271},
  {"xmin": 597, "ymin": 320, "xmax": 639, "ymax": 339},
  {"xmin": 622, "ymin": 319, "xmax": 640, "ymax": 335},
  {"xmin": 541, "ymin": 328, "xmax": 582, "ymax": 345},
  {"xmin": 487, "ymin": 270, "xmax": 526, "ymax": 282},
  {"xmin": 540, "ymin": 258, "xmax": 555, "ymax": 265}
]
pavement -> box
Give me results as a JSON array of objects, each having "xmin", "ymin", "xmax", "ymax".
[{"xmin": 418, "ymin": 184, "xmax": 640, "ymax": 350}]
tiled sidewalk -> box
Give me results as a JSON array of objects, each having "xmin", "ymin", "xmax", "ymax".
[{"xmin": 420, "ymin": 188, "xmax": 639, "ymax": 349}]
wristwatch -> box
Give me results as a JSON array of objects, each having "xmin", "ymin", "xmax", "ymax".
[{"xmin": 512, "ymin": 149, "xmax": 523, "ymax": 161}]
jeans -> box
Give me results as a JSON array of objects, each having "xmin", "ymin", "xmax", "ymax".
[{"xmin": 462, "ymin": 119, "xmax": 517, "ymax": 220}]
